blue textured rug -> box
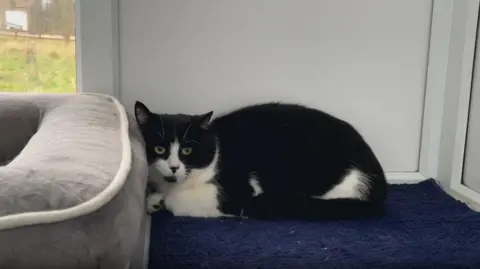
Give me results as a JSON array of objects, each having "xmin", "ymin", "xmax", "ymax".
[{"xmin": 148, "ymin": 179, "xmax": 480, "ymax": 269}]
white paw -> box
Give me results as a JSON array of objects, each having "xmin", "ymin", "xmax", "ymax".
[{"xmin": 147, "ymin": 193, "xmax": 164, "ymax": 213}]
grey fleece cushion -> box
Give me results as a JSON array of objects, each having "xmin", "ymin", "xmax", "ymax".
[{"xmin": 0, "ymin": 93, "xmax": 148, "ymax": 269}]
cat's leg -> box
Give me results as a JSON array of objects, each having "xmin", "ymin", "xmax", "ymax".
[
  {"xmin": 241, "ymin": 193, "xmax": 283, "ymax": 219},
  {"xmin": 243, "ymin": 192, "xmax": 385, "ymax": 220},
  {"xmin": 242, "ymin": 191, "xmax": 320, "ymax": 220},
  {"xmin": 217, "ymin": 172, "xmax": 256, "ymax": 218},
  {"xmin": 146, "ymin": 192, "xmax": 165, "ymax": 214}
]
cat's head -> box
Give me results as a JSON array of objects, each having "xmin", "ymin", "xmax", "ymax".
[{"xmin": 134, "ymin": 101, "xmax": 217, "ymax": 184}]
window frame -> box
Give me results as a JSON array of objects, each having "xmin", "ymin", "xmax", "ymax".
[
  {"xmin": 418, "ymin": 0, "xmax": 480, "ymax": 206},
  {"xmin": 75, "ymin": 0, "xmax": 120, "ymax": 97}
]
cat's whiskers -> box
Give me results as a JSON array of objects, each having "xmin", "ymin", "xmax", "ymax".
[
  {"xmin": 182, "ymin": 123, "xmax": 192, "ymax": 141},
  {"xmin": 160, "ymin": 116, "xmax": 166, "ymax": 138}
]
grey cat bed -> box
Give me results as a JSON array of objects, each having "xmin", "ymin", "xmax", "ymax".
[{"xmin": 0, "ymin": 93, "xmax": 148, "ymax": 269}]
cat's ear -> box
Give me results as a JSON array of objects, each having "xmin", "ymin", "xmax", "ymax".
[
  {"xmin": 134, "ymin": 101, "xmax": 151, "ymax": 126},
  {"xmin": 197, "ymin": 111, "xmax": 213, "ymax": 129}
]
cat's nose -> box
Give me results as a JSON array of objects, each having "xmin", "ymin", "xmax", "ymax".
[{"xmin": 170, "ymin": 166, "xmax": 179, "ymax": 173}]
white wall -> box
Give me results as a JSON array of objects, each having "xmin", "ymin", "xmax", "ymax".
[{"xmin": 119, "ymin": 0, "xmax": 432, "ymax": 173}]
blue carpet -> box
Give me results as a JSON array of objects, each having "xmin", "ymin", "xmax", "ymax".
[{"xmin": 148, "ymin": 179, "xmax": 480, "ymax": 269}]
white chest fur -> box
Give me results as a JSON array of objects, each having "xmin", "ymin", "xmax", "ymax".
[
  {"xmin": 148, "ymin": 150, "xmax": 224, "ymax": 218},
  {"xmin": 163, "ymin": 182, "xmax": 222, "ymax": 217}
]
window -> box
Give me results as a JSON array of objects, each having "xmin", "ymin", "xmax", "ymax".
[
  {"xmin": 0, "ymin": 0, "xmax": 76, "ymax": 93},
  {"xmin": 0, "ymin": 0, "xmax": 119, "ymax": 96}
]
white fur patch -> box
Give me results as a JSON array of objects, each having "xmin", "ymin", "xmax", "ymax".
[
  {"xmin": 312, "ymin": 168, "xmax": 370, "ymax": 200},
  {"xmin": 168, "ymin": 141, "xmax": 181, "ymax": 168},
  {"xmin": 248, "ymin": 175, "xmax": 263, "ymax": 197},
  {"xmin": 164, "ymin": 183, "xmax": 222, "ymax": 217},
  {"xmin": 159, "ymin": 149, "xmax": 224, "ymax": 218}
]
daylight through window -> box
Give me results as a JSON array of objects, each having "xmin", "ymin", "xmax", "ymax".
[{"xmin": 0, "ymin": 0, "xmax": 76, "ymax": 93}]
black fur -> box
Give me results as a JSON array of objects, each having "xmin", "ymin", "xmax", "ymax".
[{"xmin": 135, "ymin": 101, "xmax": 387, "ymax": 221}]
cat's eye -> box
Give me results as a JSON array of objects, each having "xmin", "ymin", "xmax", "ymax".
[
  {"xmin": 181, "ymin": 147, "xmax": 192, "ymax": 155},
  {"xmin": 154, "ymin": 146, "xmax": 166, "ymax": 155}
]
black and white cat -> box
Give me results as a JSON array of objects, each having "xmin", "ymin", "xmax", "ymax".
[{"xmin": 135, "ymin": 101, "xmax": 387, "ymax": 220}]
